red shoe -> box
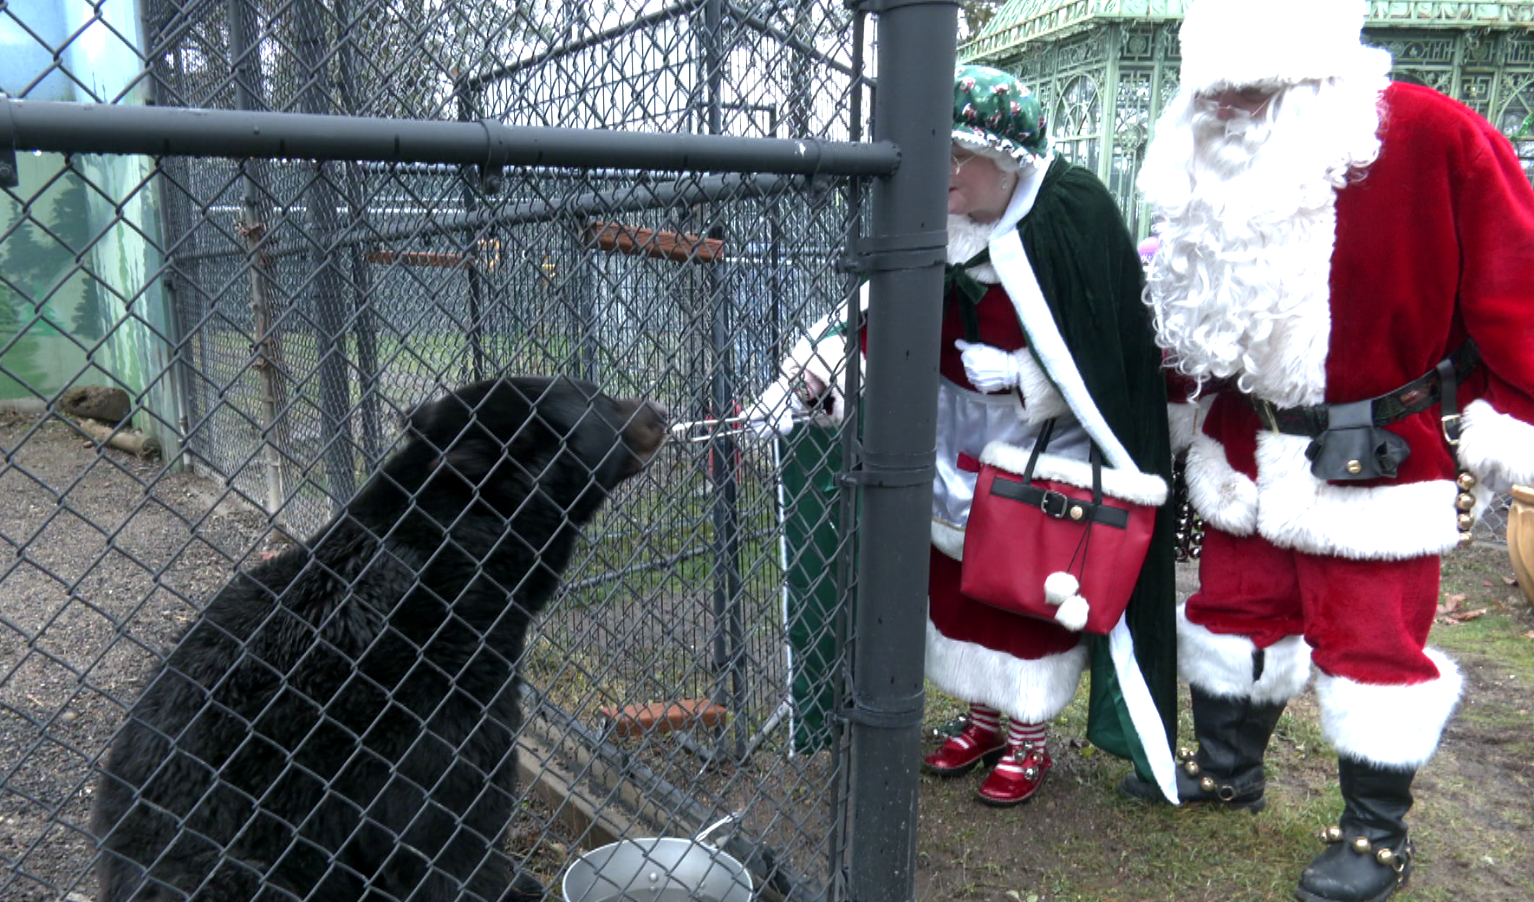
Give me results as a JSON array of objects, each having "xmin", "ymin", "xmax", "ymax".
[
  {"xmin": 977, "ymin": 744, "xmax": 1052, "ymax": 806},
  {"xmin": 922, "ymin": 724, "xmax": 1007, "ymax": 776}
]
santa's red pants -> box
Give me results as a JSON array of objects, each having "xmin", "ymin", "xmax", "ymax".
[{"xmin": 1187, "ymin": 527, "xmax": 1443, "ymax": 686}]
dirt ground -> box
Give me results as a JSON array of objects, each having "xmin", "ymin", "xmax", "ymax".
[
  {"xmin": 913, "ymin": 542, "xmax": 1534, "ymax": 902},
  {"xmin": 3, "ymin": 409, "xmax": 1532, "ymax": 902}
]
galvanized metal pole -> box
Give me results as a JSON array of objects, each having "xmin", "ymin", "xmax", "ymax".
[
  {"xmin": 846, "ymin": 2, "xmax": 956, "ymax": 901},
  {"xmin": 296, "ymin": 0, "xmax": 358, "ymax": 510}
]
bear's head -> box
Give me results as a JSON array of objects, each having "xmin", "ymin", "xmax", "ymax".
[{"xmin": 403, "ymin": 375, "xmax": 667, "ymax": 526}]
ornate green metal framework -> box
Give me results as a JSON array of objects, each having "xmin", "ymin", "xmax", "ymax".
[{"xmin": 960, "ymin": 1, "xmax": 1534, "ymax": 235}]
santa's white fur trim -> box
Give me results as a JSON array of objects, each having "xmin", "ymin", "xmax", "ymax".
[
  {"xmin": 1317, "ymin": 648, "xmax": 1463, "ymax": 769},
  {"xmin": 1178, "ymin": 0, "xmax": 1392, "ymax": 96},
  {"xmin": 980, "ymin": 443, "xmax": 1168, "ymax": 506},
  {"xmin": 947, "ymin": 215, "xmax": 1000, "ymax": 284},
  {"xmin": 1183, "ymin": 432, "xmax": 1259, "ymax": 536},
  {"xmin": 1044, "ymin": 572, "xmax": 1078, "ymax": 605},
  {"xmin": 925, "ymin": 621, "xmax": 1088, "ymax": 723},
  {"xmin": 1253, "ymin": 432, "xmax": 1461, "ymax": 560},
  {"xmin": 1455, "ymin": 399, "xmax": 1534, "ymax": 496},
  {"xmin": 1015, "ymin": 351, "xmax": 1070, "ymax": 424},
  {"xmin": 1055, "ymin": 595, "xmax": 1089, "ymax": 632},
  {"xmin": 1177, "ymin": 606, "xmax": 1312, "ymax": 705},
  {"xmin": 931, "ymin": 519, "xmax": 966, "ymax": 561}
]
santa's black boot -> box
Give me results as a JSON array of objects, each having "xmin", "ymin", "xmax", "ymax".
[
  {"xmin": 1119, "ymin": 686, "xmax": 1284, "ymax": 811},
  {"xmin": 1294, "ymin": 757, "xmax": 1415, "ymax": 902}
]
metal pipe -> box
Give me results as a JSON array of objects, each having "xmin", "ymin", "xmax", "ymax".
[
  {"xmin": 0, "ymin": 99, "xmax": 900, "ymax": 177},
  {"xmin": 166, "ymin": 172, "xmax": 814, "ymax": 265},
  {"xmin": 846, "ymin": 7, "xmax": 957, "ymax": 902}
]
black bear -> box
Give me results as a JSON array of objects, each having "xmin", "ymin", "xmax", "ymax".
[{"xmin": 92, "ymin": 375, "xmax": 667, "ymax": 902}]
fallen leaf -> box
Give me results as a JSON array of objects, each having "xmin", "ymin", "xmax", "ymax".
[
  {"xmin": 1439, "ymin": 594, "xmax": 1464, "ymax": 614},
  {"xmin": 1447, "ymin": 608, "xmax": 1489, "ymax": 623},
  {"xmin": 1504, "ymin": 576, "xmax": 1519, "ymax": 586},
  {"xmin": 1483, "ymin": 580, "xmax": 1494, "ymax": 587}
]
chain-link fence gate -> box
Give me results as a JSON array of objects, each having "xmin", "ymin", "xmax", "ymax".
[{"xmin": 1, "ymin": 1, "xmax": 957, "ymax": 901}]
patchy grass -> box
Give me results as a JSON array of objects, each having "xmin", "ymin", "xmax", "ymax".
[{"xmin": 914, "ymin": 544, "xmax": 1534, "ymax": 901}]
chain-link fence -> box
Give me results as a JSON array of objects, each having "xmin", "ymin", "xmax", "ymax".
[{"xmin": 2, "ymin": 2, "xmax": 957, "ymax": 901}]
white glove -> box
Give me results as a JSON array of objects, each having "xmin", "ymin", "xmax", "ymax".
[
  {"xmin": 745, "ymin": 381, "xmax": 798, "ymax": 439},
  {"xmin": 955, "ymin": 340, "xmax": 1025, "ymax": 394}
]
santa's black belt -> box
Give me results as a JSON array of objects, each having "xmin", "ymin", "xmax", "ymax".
[{"xmin": 1246, "ymin": 340, "xmax": 1479, "ymax": 481}]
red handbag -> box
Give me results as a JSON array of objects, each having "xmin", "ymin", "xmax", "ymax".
[{"xmin": 960, "ymin": 420, "xmax": 1166, "ymax": 635}]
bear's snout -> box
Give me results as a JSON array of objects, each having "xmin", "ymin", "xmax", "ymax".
[{"xmin": 618, "ymin": 398, "xmax": 668, "ymax": 471}]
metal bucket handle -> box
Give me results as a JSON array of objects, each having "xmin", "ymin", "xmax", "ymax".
[{"xmin": 693, "ymin": 812, "xmax": 740, "ymax": 846}]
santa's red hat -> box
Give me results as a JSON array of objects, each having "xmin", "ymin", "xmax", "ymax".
[{"xmin": 1178, "ymin": 0, "xmax": 1392, "ymax": 94}]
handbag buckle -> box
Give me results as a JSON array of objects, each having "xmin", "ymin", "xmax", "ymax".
[{"xmin": 1038, "ymin": 489, "xmax": 1070, "ymax": 518}]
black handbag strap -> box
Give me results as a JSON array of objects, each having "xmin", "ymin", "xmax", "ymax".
[{"xmin": 1019, "ymin": 418, "xmax": 1103, "ymax": 505}]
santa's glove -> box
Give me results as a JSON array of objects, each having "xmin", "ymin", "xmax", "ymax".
[
  {"xmin": 955, "ymin": 340, "xmax": 1027, "ymax": 394},
  {"xmin": 744, "ymin": 381, "xmax": 798, "ymax": 439}
]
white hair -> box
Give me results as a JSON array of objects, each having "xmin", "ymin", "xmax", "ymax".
[{"xmin": 1140, "ymin": 71, "xmax": 1389, "ymax": 407}]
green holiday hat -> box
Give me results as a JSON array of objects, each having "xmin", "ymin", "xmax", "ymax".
[{"xmin": 953, "ymin": 64, "xmax": 1049, "ymax": 165}]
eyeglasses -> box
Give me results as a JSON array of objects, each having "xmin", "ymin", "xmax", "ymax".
[
  {"xmin": 1195, "ymin": 86, "xmax": 1276, "ymax": 119},
  {"xmin": 950, "ymin": 150, "xmax": 979, "ymax": 175}
]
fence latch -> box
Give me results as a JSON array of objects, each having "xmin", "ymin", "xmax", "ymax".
[
  {"xmin": 839, "ymin": 688, "xmax": 925, "ymax": 730},
  {"xmin": 839, "ymin": 228, "xmax": 947, "ymax": 275},
  {"xmin": 838, "ymin": 447, "xmax": 935, "ymax": 488}
]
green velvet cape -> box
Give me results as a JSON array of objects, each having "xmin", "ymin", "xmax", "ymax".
[{"xmin": 1016, "ymin": 157, "xmax": 1179, "ymax": 777}]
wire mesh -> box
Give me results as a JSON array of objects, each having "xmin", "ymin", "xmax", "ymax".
[{"xmin": 2, "ymin": 2, "xmax": 872, "ymax": 901}]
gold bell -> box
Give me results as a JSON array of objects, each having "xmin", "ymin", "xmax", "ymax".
[
  {"xmin": 1322, "ymin": 825, "xmax": 1344, "ymax": 843},
  {"xmin": 1376, "ymin": 847, "xmax": 1396, "ymax": 866},
  {"xmin": 1455, "ymin": 492, "xmax": 1476, "ymax": 512},
  {"xmin": 1457, "ymin": 471, "xmax": 1478, "ymax": 491},
  {"xmin": 1184, "ymin": 760, "xmax": 1202, "ymax": 777},
  {"xmin": 1458, "ymin": 532, "xmax": 1476, "ymax": 548},
  {"xmin": 1177, "ymin": 746, "xmax": 1196, "ymax": 762},
  {"xmin": 1199, "ymin": 775, "xmax": 1216, "ymax": 793},
  {"xmin": 1457, "ymin": 513, "xmax": 1475, "ymax": 531},
  {"xmin": 1345, "ymin": 459, "xmax": 1364, "ymax": 475},
  {"xmin": 1352, "ymin": 837, "xmax": 1373, "ymax": 855}
]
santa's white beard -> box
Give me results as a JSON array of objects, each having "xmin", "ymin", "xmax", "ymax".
[{"xmin": 1142, "ymin": 77, "xmax": 1387, "ymax": 407}]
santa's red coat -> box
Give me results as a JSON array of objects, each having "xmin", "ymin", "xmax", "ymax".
[{"xmin": 1186, "ymin": 82, "xmax": 1534, "ymax": 561}]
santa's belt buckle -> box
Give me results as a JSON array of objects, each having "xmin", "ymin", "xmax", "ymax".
[{"xmin": 1038, "ymin": 490, "xmax": 1070, "ymax": 518}]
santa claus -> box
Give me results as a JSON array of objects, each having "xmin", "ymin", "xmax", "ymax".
[{"xmin": 1124, "ymin": 2, "xmax": 1534, "ymax": 902}]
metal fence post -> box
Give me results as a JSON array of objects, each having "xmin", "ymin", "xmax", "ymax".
[
  {"xmin": 297, "ymin": 0, "xmax": 358, "ymax": 510},
  {"xmin": 846, "ymin": 2, "xmax": 956, "ymax": 901}
]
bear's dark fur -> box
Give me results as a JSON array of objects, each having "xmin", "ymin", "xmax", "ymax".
[{"xmin": 92, "ymin": 376, "xmax": 666, "ymax": 902}]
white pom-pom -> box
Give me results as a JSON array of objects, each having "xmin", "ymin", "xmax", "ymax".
[
  {"xmin": 1043, "ymin": 572, "xmax": 1080, "ymax": 606},
  {"xmin": 1055, "ymin": 595, "xmax": 1090, "ymax": 632}
]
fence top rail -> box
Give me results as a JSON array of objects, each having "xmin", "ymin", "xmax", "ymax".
[{"xmin": 0, "ymin": 99, "xmax": 900, "ymax": 178}]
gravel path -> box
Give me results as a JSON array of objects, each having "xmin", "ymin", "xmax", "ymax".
[{"xmin": 1, "ymin": 412, "xmax": 279, "ymax": 902}]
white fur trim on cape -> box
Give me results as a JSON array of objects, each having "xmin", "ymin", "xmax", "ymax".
[
  {"xmin": 1177, "ymin": 605, "xmax": 1312, "ymax": 705},
  {"xmin": 1185, "ymin": 432, "xmax": 1259, "ymax": 536},
  {"xmin": 775, "ymin": 287, "xmax": 870, "ymax": 428},
  {"xmin": 1317, "ymin": 648, "xmax": 1463, "ymax": 769},
  {"xmin": 1108, "ymin": 615, "xmax": 1180, "ymax": 804},
  {"xmin": 980, "ymin": 442, "xmax": 1168, "ymax": 506},
  {"xmin": 925, "ymin": 620, "xmax": 1088, "ymax": 723},
  {"xmin": 1168, "ymin": 399, "xmax": 1205, "ymax": 457},
  {"xmin": 1455, "ymin": 399, "xmax": 1534, "ymax": 496},
  {"xmin": 1015, "ymin": 350, "xmax": 1069, "ymax": 424},
  {"xmin": 947, "ymin": 215, "xmax": 1000, "ymax": 284},
  {"xmin": 1253, "ymin": 432, "xmax": 1461, "ymax": 560},
  {"xmin": 931, "ymin": 518, "xmax": 966, "ymax": 561},
  {"xmin": 990, "ymin": 229, "xmax": 1137, "ymax": 473}
]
